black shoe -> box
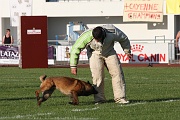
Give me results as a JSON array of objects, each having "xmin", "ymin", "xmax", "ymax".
[{"xmin": 95, "ymin": 100, "xmax": 106, "ymax": 105}]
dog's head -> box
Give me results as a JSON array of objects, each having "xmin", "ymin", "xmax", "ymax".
[
  {"xmin": 39, "ymin": 75, "xmax": 47, "ymax": 86},
  {"xmin": 39, "ymin": 75, "xmax": 47, "ymax": 82},
  {"xmin": 84, "ymin": 81, "xmax": 98, "ymax": 96},
  {"xmin": 39, "ymin": 75, "xmax": 48, "ymax": 94}
]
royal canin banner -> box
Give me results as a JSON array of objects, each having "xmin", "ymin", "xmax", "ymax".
[
  {"xmin": 114, "ymin": 43, "xmax": 169, "ymax": 63},
  {"xmin": 56, "ymin": 43, "xmax": 169, "ymax": 64}
]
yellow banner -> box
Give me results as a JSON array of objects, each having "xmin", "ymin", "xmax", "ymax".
[{"xmin": 166, "ymin": 0, "xmax": 180, "ymax": 14}]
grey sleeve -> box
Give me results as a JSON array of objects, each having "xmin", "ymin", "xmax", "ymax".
[{"xmin": 114, "ymin": 27, "xmax": 131, "ymax": 54}]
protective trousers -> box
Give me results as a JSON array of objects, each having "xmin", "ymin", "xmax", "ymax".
[{"xmin": 89, "ymin": 52, "xmax": 126, "ymax": 102}]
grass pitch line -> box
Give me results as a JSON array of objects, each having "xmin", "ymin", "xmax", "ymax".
[
  {"xmin": 72, "ymin": 106, "xmax": 99, "ymax": 112},
  {"xmin": 120, "ymin": 102, "xmax": 147, "ymax": 106},
  {"xmin": 120, "ymin": 99, "xmax": 180, "ymax": 107}
]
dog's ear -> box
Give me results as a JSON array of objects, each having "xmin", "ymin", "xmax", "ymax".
[
  {"xmin": 39, "ymin": 75, "xmax": 47, "ymax": 82},
  {"xmin": 87, "ymin": 81, "xmax": 91, "ymax": 84}
]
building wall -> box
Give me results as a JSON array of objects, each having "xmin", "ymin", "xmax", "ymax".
[
  {"xmin": 48, "ymin": 16, "xmax": 172, "ymax": 41},
  {"xmin": 0, "ymin": 0, "xmax": 177, "ymax": 44},
  {"xmin": 0, "ymin": 0, "xmax": 125, "ymax": 17}
]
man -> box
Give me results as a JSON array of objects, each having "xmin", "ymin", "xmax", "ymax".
[
  {"xmin": 2, "ymin": 29, "xmax": 14, "ymax": 45},
  {"xmin": 70, "ymin": 24, "xmax": 131, "ymax": 104},
  {"xmin": 176, "ymin": 31, "xmax": 180, "ymax": 52}
]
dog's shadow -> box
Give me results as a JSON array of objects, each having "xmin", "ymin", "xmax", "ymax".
[
  {"xmin": 0, "ymin": 97, "xmax": 36, "ymax": 101},
  {"xmin": 0, "ymin": 96, "xmax": 65, "ymax": 101}
]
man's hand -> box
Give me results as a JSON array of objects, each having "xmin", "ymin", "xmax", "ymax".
[
  {"xmin": 127, "ymin": 53, "xmax": 132, "ymax": 60},
  {"xmin": 71, "ymin": 68, "xmax": 77, "ymax": 75},
  {"xmin": 176, "ymin": 43, "xmax": 179, "ymax": 48}
]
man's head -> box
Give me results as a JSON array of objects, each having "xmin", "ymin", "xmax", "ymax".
[
  {"xmin": 92, "ymin": 26, "xmax": 106, "ymax": 42},
  {"xmin": 6, "ymin": 29, "xmax": 11, "ymax": 35}
]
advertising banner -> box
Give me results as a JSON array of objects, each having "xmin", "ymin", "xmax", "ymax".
[
  {"xmin": 0, "ymin": 46, "xmax": 54, "ymax": 65},
  {"xmin": 0, "ymin": 46, "xmax": 19, "ymax": 64},
  {"xmin": 48, "ymin": 46, "xmax": 55, "ymax": 65},
  {"xmin": 56, "ymin": 43, "xmax": 169, "ymax": 64},
  {"xmin": 115, "ymin": 43, "xmax": 169, "ymax": 63},
  {"xmin": 56, "ymin": 46, "xmax": 88, "ymax": 61},
  {"xmin": 48, "ymin": 46, "xmax": 54, "ymax": 59},
  {"xmin": 123, "ymin": 0, "xmax": 163, "ymax": 22}
]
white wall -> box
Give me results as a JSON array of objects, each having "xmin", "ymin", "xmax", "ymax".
[
  {"xmin": 0, "ymin": 0, "xmax": 17, "ymax": 43},
  {"xmin": 0, "ymin": 0, "xmax": 10, "ymax": 18},
  {"xmin": 42, "ymin": 1, "xmax": 124, "ymax": 17},
  {"xmin": 0, "ymin": 0, "xmax": 168, "ymax": 17},
  {"xmin": 0, "ymin": 2, "xmax": 2, "ymax": 42},
  {"xmin": 0, "ymin": 18, "xmax": 2, "ymax": 43},
  {"xmin": 0, "ymin": 0, "xmax": 124, "ymax": 17},
  {"xmin": 0, "ymin": 0, "xmax": 176, "ymax": 43}
]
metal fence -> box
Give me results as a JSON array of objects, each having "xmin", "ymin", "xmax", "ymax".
[
  {"xmin": 48, "ymin": 39, "xmax": 180, "ymax": 66},
  {"xmin": 0, "ymin": 39, "xmax": 179, "ymax": 67},
  {"xmin": 169, "ymin": 40, "xmax": 180, "ymax": 64}
]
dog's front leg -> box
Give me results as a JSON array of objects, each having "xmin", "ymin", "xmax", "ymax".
[
  {"xmin": 35, "ymin": 90, "xmax": 40, "ymax": 101},
  {"xmin": 69, "ymin": 91, "xmax": 79, "ymax": 105},
  {"xmin": 37, "ymin": 87, "xmax": 56, "ymax": 106},
  {"xmin": 37, "ymin": 92, "xmax": 50, "ymax": 106}
]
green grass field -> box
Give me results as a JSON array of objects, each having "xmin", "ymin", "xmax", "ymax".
[{"xmin": 0, "ymin": 67, "xmax": 180, "ymax": 120}]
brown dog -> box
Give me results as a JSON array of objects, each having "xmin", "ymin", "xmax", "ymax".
[{"xmin": 35, "ymin": 75, "xmax": 98, "ymax": 106}]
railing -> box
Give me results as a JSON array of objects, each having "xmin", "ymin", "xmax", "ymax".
[
  {"xmin": 48, "ymin": 39, "xmax": 180, "ymax": 65},
  {"xmin": 0, "ymin": 39, "xmax": 179, "ymax": 67}
]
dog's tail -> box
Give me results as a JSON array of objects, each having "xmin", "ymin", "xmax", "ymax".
[{"xmin": 39, "ymin": 75, "xmax": 47, "ymax": 82}]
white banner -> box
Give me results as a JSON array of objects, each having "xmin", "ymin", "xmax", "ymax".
[
  {"xmin": 115, "ymin": 43, "xmax": 169, "ymax": 63},
  {"xmin": 0, "ymin": 59, "xmax": 54, "ymax": 65},
  {"xmin": 10, "ymin": 0, "xmax": 32, "ymax": 27},
  {"xmin": 27, "ymin": 29, "xmax": 41, "ymax": 35},
  {"xmin": 56, "ymin": 43, "xmax": 169, "ymax": 64},
  {"xmin": 123, "ymin": 0, "xmax": 163, "ymax": 22},
  {"xmin": 0, "ymin": 59, "xmax": 19, "ymax": 64},
  {"xmin": 56, "ymin": 46, "xmax": 88, "ymax": 61}
]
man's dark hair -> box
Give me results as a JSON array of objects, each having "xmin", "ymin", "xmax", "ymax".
[
  {"xmin": 6, "ymin": 29, "xmax": 10, "ymax": 32},
  {"xmin": 92, "ymin": 26, "xmax": 106, "ymax": 41}
]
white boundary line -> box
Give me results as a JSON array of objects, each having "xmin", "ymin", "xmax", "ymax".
[
  {"xmin": 72, "ymin": 107, "xmax": 99, "ymax": 112},
  {"xmin": 120, "ymin": 99, "xmax": 180, "ymax": 107}
]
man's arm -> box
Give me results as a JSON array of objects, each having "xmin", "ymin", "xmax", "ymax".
[
  {"xmin": 114, "ymin": 27, "xmax": 131, "ymax": 54},
  {"xmin": 2, "ymin": 36, "xmax": 5, "ymax": 44},
  {"xmin": 70, "ymin": 30, "xmax": 93, "ymax": 69},
  {"xmin": 11, "ymin": 36, "xmax": 14, "ymax": 45},
  {"xmin": 176, "ymin": 31, "xmax": 180, "ymax": 47}
]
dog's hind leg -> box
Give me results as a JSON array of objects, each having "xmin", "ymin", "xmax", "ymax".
[{"xmin": 69, "ymin": 91, "xmax": 79, "ymax": 105}]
